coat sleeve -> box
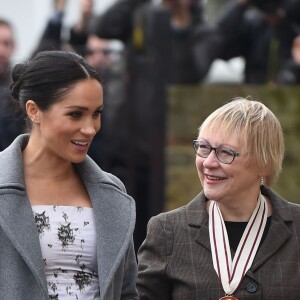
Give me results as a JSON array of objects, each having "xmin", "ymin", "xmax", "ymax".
[
  {"xmin": 92, "ymin": 0, "xmax": 146, "ymax": 42},
  {"xmin": 216, "ymin": 0, "xmax": 247, "ymax": 36},
  {"xmin": 137, "ymin": 215, "xmax": 172, "ymax": 300}
]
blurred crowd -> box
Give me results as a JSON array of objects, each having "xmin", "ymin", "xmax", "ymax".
[{"xmin": 1, "ymin": 0, "xmax": 300, "ymax": 250}]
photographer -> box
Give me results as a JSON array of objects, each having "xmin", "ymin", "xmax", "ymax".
[
  {"xmin": 0, "ymin": 19, "xmax": 25, "ymax": 150},
  {"xmin": 215, "ymin": 0, "xmax": 300, "ymax": 83},
  {"xmin": 92, "ymin": 0, "xmax": 211, "ymax": 251},
  {"xmin": 277, "ymin": 35, "xmax": 300, "ymax": 84}
]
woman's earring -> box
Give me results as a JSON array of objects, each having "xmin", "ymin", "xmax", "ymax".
[
  {"xmin": 32, "ymin": 118, "xmax": 39, "ymax": 124},
  {"xmin": 260, "ymin": 176, "xmax": 264, "ymax": 186}
]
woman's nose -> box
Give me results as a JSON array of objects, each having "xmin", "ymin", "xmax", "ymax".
[
  {"xmin": 202, "ymin": 150, "xmax": 220, "ymax": 168},
  {"xmin": 80, "ymin": 119, "xmax": 99, "ymax": 136}
]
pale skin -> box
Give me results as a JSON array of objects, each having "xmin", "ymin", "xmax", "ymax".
[
  {"xmin": 23, "ymin": 79, "xmax": 103, "ymax": 208},
  {"xmin": 292, "ymin": 35, "xmax": 300, "ymax": 65},
  {"xmin": 196, "ymin": 130, "xmax": 272, "ymax": 221},
  {"xmin": 205, "ymin": 195, "xmax": 273, "ymax": 222}
]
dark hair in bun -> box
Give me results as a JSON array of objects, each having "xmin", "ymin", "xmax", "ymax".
[{"xmin": 10, "ymin": 62, "xmax": 29, "ymax": 105}]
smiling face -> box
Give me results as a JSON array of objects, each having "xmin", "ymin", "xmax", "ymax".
[
  {"xmin": 28, "ymin": 79, "xmax": 103, "ymax": 164},
  {"xmin": 196, "ymin": 128, "xmax": 261, "ymax": 208}
]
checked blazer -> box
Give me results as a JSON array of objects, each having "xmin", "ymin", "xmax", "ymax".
[{"xmin": 137, "ymin": 186, "xmax": 300, "ymax": 300}]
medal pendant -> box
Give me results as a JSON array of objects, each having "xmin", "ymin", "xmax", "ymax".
[{"xmin": 219, "ymin": 296, "xmax": 238, "ymax": 300}]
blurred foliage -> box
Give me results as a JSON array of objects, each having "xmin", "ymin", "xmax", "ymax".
[{"xmin": 164, "ymin": 84, "xmax": 300, "ymax": 211}]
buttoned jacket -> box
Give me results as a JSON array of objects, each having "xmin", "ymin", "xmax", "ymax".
[
  {"xmin": 0, "ymin": 135, "xmax": 138, "ymax": 300},
  {"xmin": 137, "ymin": 186, "xmax": 300, "ymax": 299}
]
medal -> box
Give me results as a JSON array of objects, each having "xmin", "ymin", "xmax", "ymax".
[{"xmin": 209, "ymin": 193, "xmax": 267, "ymax": 297}]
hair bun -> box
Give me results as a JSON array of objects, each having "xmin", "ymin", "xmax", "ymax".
[
  {"xmin": 11, "ymin": 62, "xmax": 29, "ymax": 82},
  {"xmin": 10, "ymin": 62, "xmax": 29, "ymax": 101}
]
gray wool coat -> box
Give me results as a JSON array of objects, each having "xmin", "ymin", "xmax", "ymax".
[{"xmin": 0, "ymin": 135, "xmax": 138, "ymax": 300}]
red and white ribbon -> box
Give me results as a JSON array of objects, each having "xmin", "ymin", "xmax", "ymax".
[{"xmin": 209, "ymin": 193, "xmax": 268, "ymax": 295}]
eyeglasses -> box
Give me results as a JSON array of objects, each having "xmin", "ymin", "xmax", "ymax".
[{"xmin": 193, "ymin": 140, "xmax": 241, "ymax": 164}]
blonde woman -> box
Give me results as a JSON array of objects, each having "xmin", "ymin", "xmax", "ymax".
[{"xmin": 137, "ymin": 98, "xmax": 300, "ymax": 300}]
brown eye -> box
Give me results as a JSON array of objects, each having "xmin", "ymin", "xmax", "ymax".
[
  {"xmin": 69, "ymin": 111, "xmax": 82, "ymax": 119},
  {"xmin": 92, "ymin": 110, "xmax": 102, "ymax": 118}
]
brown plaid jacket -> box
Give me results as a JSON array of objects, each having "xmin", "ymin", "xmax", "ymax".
[{"xmin": 137, "ymin": 186, "xmax": 300, "ymax": 299}]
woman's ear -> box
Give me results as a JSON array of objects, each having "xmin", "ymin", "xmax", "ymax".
[{"xmin": 25, "ymin": 100, "xmax": 40, "ymax": 124}]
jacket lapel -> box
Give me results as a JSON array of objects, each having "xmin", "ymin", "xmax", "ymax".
[
  {"xmin": 76, "ymin": 159, "xmax": 136, "ymax": 299},
  {"xmin": 252, "ymin": 188, "xmax": 293, "ymax": 271},
  {"xmin": 0, "ymin": 135, "xmax": 48, "ymax": 298},
  {"xmin": 0, "ymin": 192, "xmax": 48, "ymax": 297},
  {"xmin": 187, "ymin": 192, "xmax": 211, "ymax": 252}
]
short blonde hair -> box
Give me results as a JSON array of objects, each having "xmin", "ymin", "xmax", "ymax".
[{"xmin": 198, "ymin": 97, "xmax": 284, "ymax": 186}]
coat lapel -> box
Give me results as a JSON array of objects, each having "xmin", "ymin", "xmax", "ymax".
[
  {"xmin": 0, "ymin": 135, "xmax": 48, "ymax": 298},
  {"xmin": 252, "ymin": 188, "xmax": 293, "ymax": 271},
  {"xmin": 251, "ymin": 216, "xmax": 291, "ymax": 271},
  {"xmin": 0, "ymin": 192, "xmax": 48, "ymax": 297},
  {"xmin": 187, "ymin": 192, "xmax": 211, "ymax": 252},
  {"xmin": 76, "ymin": 159, "xmax": 136, "ymax": 300}
]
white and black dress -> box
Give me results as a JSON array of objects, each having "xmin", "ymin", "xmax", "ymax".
[{"xmin": 32, "ymin": 205, "xmax": 100, "ymax": 300}]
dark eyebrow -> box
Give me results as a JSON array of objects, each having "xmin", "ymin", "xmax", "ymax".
[{"xmin": 65, "ymin": 105, "xmax": 103, "ymax": 111}]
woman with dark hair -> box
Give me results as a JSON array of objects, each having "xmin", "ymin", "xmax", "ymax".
[{"xmin": 0, "ymin": 50, "xmax": 138, "ymax": 300}]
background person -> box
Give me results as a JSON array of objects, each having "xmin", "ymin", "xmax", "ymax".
[
  {"xmin": 137, "ymin": 98, "xmax": 300, "ymax": 299},
  {"xmin": 32, "ymin": 0, "xmax": 97, "ymax": 56},
  {"xmin": 1, "ymin": 50, "xmax": 137, "ymax": 299},
  {"xmin": 0, "ymin": 18, "xmax": 25, "ymax": 150},
  {"xmin": 92, "ymin": 0, "xmax": 213, "ymax": 251},
  {"xmin": 84, "ymin": 34, "xmax": 128, "ymax": 177},
  {"xmin": 214, "ymin": 0, "xmax": 300, "ymax": 83},
  {"xmin": 277, "ymin": 35, "xmax": 300, "ymax": 84},
  {"xmin": 69, "ymin": 0, "xmax": 99, "ymax": 56},
  {"xmin": 0, "ymin": 19, "xmax": 14, "ymax": 80}
]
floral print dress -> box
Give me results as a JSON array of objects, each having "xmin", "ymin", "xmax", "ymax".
[{"xmin": 32, "ymin": 205, "xmax": 100, "ymax": 300}]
